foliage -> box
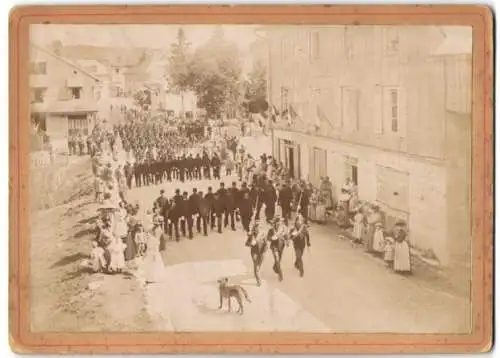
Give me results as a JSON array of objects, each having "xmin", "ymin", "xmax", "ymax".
[
  {"xmin": 165, "ymin": 28, "xmax": 195, "ymax": 94},
  {"xmin": 243, "ymin": 60, "xmax": 268, "ymax": 114},
  {"xmin": 133, "ymin": 89, "xmax": 151, "ymax": 109}
]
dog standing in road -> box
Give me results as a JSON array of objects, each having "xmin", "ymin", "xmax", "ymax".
[{"xmin": 217, "ymin": 277, "xmax": 251, "ymax": 315}]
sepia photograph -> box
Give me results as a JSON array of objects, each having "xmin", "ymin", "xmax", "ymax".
[{"xmin": 9, "ymin": 5, "xmax": 493, "ymax": 354}]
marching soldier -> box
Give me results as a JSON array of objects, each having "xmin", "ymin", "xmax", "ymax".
[
  {"xmin": 224, "ymin": 183, "xmax": 237, "ymax": 231},
  {"xmin": 197, "ymin": 190, "xmax": 209, "ymax": 236},
  {"xmin": 170, "ymin": 189, "xmax": 183, "ymax": 241},
  {"xmin": 124, "ymin": 161, "xmax": 134, "ymax": 189},
  {"xmin": 211, "ymin": 152, "xmax": 221, "ymax": 180},
  {"xmin": 187, "ymin": 188, "xmax": 200, "ymax": 239},
  {"xmin": 239, "ymin": 191, "xmax": 253, "ymax": 232},
  {"xmin": 194, "ymin": 153, "xmax": 202, "ymax": 180},
  {"xmin": 202, "ymin": 150, "xmax": 211, "ymax": 179},
  {"xmin": 205, "ymin": 187, "xmax": 216, "ymax": 230},
  {"xmin": 278, "ymin": 182, "xmax": 293, "ymax": 225},
  {"xmin": 263, "ymin": 180, "xmax": 277, "ymax": 223},
  {"xmin": 288, "ymin": 213, "xmax": 311, "ymax": 277},
  {"xmin": 213, "ymin": 191, "xmax": 225, "ymax": 234},
  {"xmin": 180, "ymin": 191, "xmax": 189, "ymax": 237}
]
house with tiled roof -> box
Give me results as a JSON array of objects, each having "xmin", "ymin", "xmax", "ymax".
[{"xmin": 30, "ymin": 43, "xmax": 101, "ymax": 152}]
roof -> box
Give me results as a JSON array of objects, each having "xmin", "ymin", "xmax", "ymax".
[
  {"xmin": 75, "ymin": 59, "xmax": 109, "ymax": 76},
  {"xmin": 30, "ymin": 43, "xmax": 102, "ymax": 83},
  {"xmin": 31, "ymin": 100, "xmax": 99, "ymax": 114},
  {"xmin": 432, "ymin": 27, "xmax": 472, "ymax": 56}
]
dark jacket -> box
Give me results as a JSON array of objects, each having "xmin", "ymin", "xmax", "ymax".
[
  {"xmin": 199, "ymin": 195, "xmax": 210, "ymax": 216},
  {"xmin": 188, "ymin": 193, "xmax": 200, "ymax": 215},
  {"xmin": 278, "ymin": 186, "xmax": 293, "ymax": 206},
  {"xmin": 239, "ymin": 197, "xmax": 253, "ymax": 218}
]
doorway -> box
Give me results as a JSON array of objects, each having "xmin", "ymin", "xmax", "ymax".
[
  {"xmin": 351, "ymin": 165, "xmax": 358, "ymax": 185},
  {"xmin": 288, "ymin": 146, "xmax": 295, "ymax": 178}
]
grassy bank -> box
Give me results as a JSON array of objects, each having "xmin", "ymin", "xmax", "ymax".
[{"xmin": 30, "ymin": 157, "xmax": 155, "ymax": 332}]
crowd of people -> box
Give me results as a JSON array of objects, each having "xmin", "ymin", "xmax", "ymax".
[
  {"xmin": 306, "ymin": 177, "xmax": 411, "ymax": 275},
  {"xmin": 86, "ymin": 113, "xmax": 412, "ymax": 283}
]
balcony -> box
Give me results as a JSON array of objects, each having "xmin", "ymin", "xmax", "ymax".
[
  {"xmin": 66, "ymin": 76, "xmax": 88, "ymax": 88},
  {"xmin": 31, "ymin": 98, "xmax": 98, "ymax": 115},
  {"xmin": 30, "ymin": 74, "xmax": 50, "ymax": 88}
]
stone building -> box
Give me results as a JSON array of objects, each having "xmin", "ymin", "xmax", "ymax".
[{"xmin": 267, "ymin": 25, "xmax": 472, "ymax": 266}]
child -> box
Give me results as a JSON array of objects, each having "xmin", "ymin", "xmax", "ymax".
[
  {"xmin": 372, "ymin": 222, "xmax": 386, "ymax": 256},
  {"xmin": 383, "ymin": 236, "xmax": 395, "ymax": 268},
  {"xmin": 134, "ymin": 224, "xmax": 148, "ymax": 258},
  {"xmin": 89, "ymin": 240, "xmax": 106, "ymax": 273}
]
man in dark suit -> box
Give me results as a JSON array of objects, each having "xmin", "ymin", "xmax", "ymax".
[
  {"xmin": 197, "ymin": 190, "xmax": 209, "ymax": 236},
  {"xmin": 205, "ymin": 186, "xmax": 216, "ymax": 230},
  {"xmin": 239, "ymin": 191, "xmax": 253, "ymax": 232},
  {"xmin": 188, "ymin": 188, "xmax": 200, "ymax": 239},
  {"xmin": 213, "ymin": 192, "xmax": 225, "ymax": 234},
  {"xmin": 278, "ymin": 182, "xmax": 293, "ymax": 226}
]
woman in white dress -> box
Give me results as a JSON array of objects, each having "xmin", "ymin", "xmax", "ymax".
[
  {"xmin": 372, "ymin": 222, "xmax": 386, "ymax": 256},
  {"xmin": 143, "ymin": 229, "xmax": 165, "ymax": 284},
  {"xmin": 351, "ymin": 209, "xmax": 365, "ymax": 244},
  {"xmin": 393, "ymin": 222, "xmax": 412, "ymax": 275},
  {"xmin": 107, "ymin": 236, "xmax": 127, "ymax": 273}
]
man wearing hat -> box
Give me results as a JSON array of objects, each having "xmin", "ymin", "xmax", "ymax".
[
  {"xmin": 268, "ymin": 214, "xmax": 288, "ymax": 282},
  {"xmin": 246, "ymin": 219, "xmax": 268, "ymax": 286},
  {"xmin": 278, "ymin": 182, "xmax": 293, "ymax": 226},
  {"xmin": 213, "ymin": 191, "xmax": 225, "ymax": 234},
  {"xmin": 239, "ymin": 191, "xmax": 253, "ymax": 232},
  {"xmin": 224, "ymin": 182, "xmax": 238, "ymax": 231},
  {"xmin": 154, "ymin": 189, "xmax": 169, "ymax": 234},
  {"xmin": 263, "ymin": 180, "xmax": 278, "ymax": 223},
  {"xmin": 187, "ymin": 188, "xmax": 200, "ymax": 239},
  {"xmin": 289, "ymin": 213, "xmax": 310, "ymax": 278},
  {"xmin": 197, "ymin": 190, "xmax": 210, "ymax": 236}
]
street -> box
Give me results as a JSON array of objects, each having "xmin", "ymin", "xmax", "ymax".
[{"xmin": 125, "ymin": 175, "xmax": 471, "ymax": 334}]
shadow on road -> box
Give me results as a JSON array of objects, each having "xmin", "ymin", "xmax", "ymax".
[
  {"xmin": 78, "ymin": 215, "xmax": 98, "ymax": 225},
  {"xmin": 60, "ymin": 266, "xmax": 93, "ymax": 282},
  {"xmin": 195, "ymin": 303, "xmax": 235, "ymax": 316},
  {"xmin": 51, "ymin": 252, "xmax": 88, "ymax": 269},
  {"xmin": 73, "ymin": 227, "xmax": 96, "ymax": 239}
]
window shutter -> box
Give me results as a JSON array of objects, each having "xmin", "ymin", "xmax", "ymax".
[
  {"xmin": 398, "ymin": 87, "xmax": 407, "ymax": 137},
  {"xmin": 373, "ymin": 85, "xmax": 383, "ymax": 134}
]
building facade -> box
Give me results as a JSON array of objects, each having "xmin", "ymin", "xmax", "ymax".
[
  {"xmin": 30, "ymin": 44, "xmax": 101, "ymax": 152},
  {"xmin": 267, "ymin": 26, "xmax": 472, "ymax": 266}
]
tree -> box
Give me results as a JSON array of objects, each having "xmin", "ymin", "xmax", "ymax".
[
  {"xmin": 133, "ymin": 89, "xmax": 151, "ymax": 110},
  {"xmin": 190, "ymin": 28, "xmax": 243, "ymax": 119},
  {"xmin": 243, "ymin": 60, "xmax": 268, "ymax": 114},
  {"xmin": 166, "ymin": 28, "xmax": 195, "ymax": 113}
]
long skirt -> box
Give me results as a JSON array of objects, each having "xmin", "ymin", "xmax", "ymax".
[
  {"xmin": 124, "ymin": 232, "xmax": 137, "ymax": 261},
  {"xmin": 144, "ymin": 251, "xmax": 165, "ymax": 283},
  {"xmin": 393, "ymin": 241, "xmax": 412, "ymax": 273},
  {"xmin": 365, "ymin": 224, "xmax": 376, "ymax": 252}
]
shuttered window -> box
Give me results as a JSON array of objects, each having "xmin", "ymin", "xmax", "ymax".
[
  {"xmin": 381, "ymin": 86, "xmax": 406, "ymax": 137},
  {"xmin": 341, "ymin": 87, "xmax": 360, "ymax": 132},
  {"xmin": 309, "ymin": 147, "xmax": 327, "ymax": 187}
]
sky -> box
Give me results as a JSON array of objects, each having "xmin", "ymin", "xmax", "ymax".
[{"xmin": 29, "ymin": 24, "xmax": 260, "ymax": 53}]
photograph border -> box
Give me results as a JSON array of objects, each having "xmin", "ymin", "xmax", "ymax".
[{"xmin": 9, "ymin": 5, "xmax": 493, "ymax": 354}]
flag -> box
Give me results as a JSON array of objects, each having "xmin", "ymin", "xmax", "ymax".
[
  {"xmin": 286, "ymin": 105, "xmax": 298, "ymax": 126},
  {"xmin": 271, "ymin": 105, "xmax": 279, "ymax": 122},
  {"xmin": 316, "ymin": 105, "xmax": 335, "ymax": 131}
]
